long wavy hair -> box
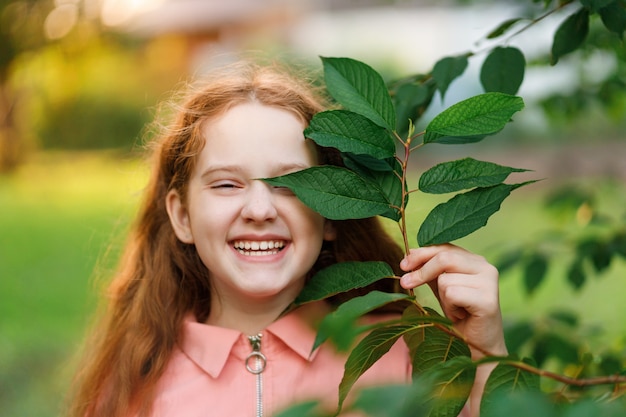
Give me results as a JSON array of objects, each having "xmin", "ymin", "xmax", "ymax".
[{"xmin": 68, "ymin": 60, "xmax": 406, "ymax": 417}]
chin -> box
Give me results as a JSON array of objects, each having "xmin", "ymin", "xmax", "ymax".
[{"xmin": 239, "ymin": 281, "xmax": 300, "ymax": 300}]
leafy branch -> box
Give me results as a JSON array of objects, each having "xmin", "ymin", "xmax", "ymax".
[
  {"xmin": 269, "ymin": 1, "xmax": 626, "ymax": 415},
  {"xmin": 267, "ymin": 53, "xmax": 626, "ymax": 417}
]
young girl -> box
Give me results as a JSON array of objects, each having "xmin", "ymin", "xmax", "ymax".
[{"xmin": 68, "ymin": 60, "xmax": 507, "ymax": 417}]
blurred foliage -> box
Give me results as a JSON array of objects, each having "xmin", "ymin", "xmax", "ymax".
[
  {"xmin": 9, "ymin": 29, "xmax": 189, "ymax": 151},
  {"xmin": 1, "ymin": 0, "xmax": 189, "ymax": 168},
  {"xmin": 383, "ymin": 9, "xmax": 626, "ymax": 403},
  {"xmin": 390, "ymin": 0, "xmax": 626, "ymax": 142},
  {"xmin": 536, "ymin": 10, "xmax": 626, "ymax": 139},
  {"xmin": 1, "ymin": 0, "xmax": 52, "ymax": 170},
  {"xmin": 495, "ymin": 181, "xmax": 626, "ymax": 294},
  {"xmin": 0, "ymin": 0, "xmax": 624, "ymax": 170}
]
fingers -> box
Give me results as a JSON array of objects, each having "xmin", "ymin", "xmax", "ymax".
[
  {"xmin": 399, "ymin": 244, "xmax": 495, "ymax": 288},
  {"xmin": 435, "ymin": 273, "xmax": 500, "ymax": 321},
  {"xmin": 398, "ymin": 244, "xmax": 501, "ymax": 321},
  {"xmin": 398, "ymin": 244, "xmax": 507, "ymax": 358}
]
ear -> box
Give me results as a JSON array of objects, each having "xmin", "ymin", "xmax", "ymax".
[
  {"xmin": 165, "ymin": 189, "xmax": 194, "ymax": 244},
  {"xmin": 323, "ymin": 219, "xmax": 337, "ymax": 241}
]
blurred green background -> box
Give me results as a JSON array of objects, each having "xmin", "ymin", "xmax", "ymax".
[{"xmin": 1, "ymin": 1, "xmax": 625, "ymax": 416}]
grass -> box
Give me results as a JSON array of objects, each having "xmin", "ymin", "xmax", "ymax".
[
  {"xmin": 0, "ymin": 152, "xmax": 146, "ymax": 417},
  {"xmin": 1, "ymin": 151, "xmax": 625, "ymax": 416}
]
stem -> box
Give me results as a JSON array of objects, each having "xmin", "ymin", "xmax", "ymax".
[
  {"xmin": 504, "ymin": 1, "xmax": 573, "ymax": 43},
  {"xmin": 396, "ymin": 129, "xmax": 414, "ymax": 297},
  {"xmin": 472, "ymin": 1, "xmax": 574, "ymax": 58},
  {"xmin": 396, "ymin": 131, "xmax": 412, "ymax": 257},
  {"xmin": 501, "ymin": 360, "xmax": 626, "ymax": 387},
  {"xmin": 420, "ymin": 308, "xmax": 626, "ymax": 388}
]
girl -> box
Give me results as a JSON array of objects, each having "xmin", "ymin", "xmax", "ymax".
[{"xmin": 68, "ymin": 60, "xmax": 506, "ymax": 417}]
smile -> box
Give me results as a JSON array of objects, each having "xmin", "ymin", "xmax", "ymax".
[{"xmin": 233, "ymin": 240, "xmax": 286, "ymax": 256}]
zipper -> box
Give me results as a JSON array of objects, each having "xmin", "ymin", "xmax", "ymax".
[{"xmin": 246, "ymin": 333, "xmax": 266, "ymax": 417}]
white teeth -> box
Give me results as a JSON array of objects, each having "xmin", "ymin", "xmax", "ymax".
[{"xmin": 233, "ymin": 240, "xmax": 285, "ymax": 256}]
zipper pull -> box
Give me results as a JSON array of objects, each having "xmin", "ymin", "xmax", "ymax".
[{"xmin": 245, "ymin": 333, "xmax": 267, "ymax": 374}]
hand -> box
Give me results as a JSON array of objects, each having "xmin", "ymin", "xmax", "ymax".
[{"xmin": 399, "ymin": 244, "xmax": 507, "ymax": 359}]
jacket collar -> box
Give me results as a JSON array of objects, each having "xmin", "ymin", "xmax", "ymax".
[{"xmin": 179, "ymin": 302, "xmax": 329, "ymax": 378}]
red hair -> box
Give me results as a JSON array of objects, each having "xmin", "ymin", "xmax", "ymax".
[{"xmin": 68, "ymin": 60, "xmax": 405, "ymax": 417}]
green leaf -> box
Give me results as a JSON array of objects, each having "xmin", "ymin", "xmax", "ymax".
[
  {"xmin": 274, "ymin": 400, "xmax": 330, "ymax": 417},
  {"xmin": 485, "ymin": 18, "xmax": 524, "ymax": 39},
  {"xmin": 548, "ymin": 310, "xmax": 579, "ymax": 327},
  {"xmin": 578, "ymin": 238, "xmax": 613, "ymax": 273},
  {"xmin": 544, "ymin": 185, "xmax": 594, "ymax": 214},
  {"xmin": 590, "ymin": 240, "xmax": 613, "ymax": 272},
  {"xmin": 535, "ymin": 333, "xmax": 580, "ymax": 364},
  {"xmin": 338, "ymin": 324, "xmax": 415, "ymax": 412},
  {"xmin": 599, "ymin": 353, "xmax": 623, "ymax": 375},
  {"xmin": 480, "ymin": 47, "xmax": 526, "ymax": 95},
  {"xmin": 562, "ymin": 397, "xmax": 626, "ymax": 417},
  {"xmin": 304, "ymin": 110, "xmax": 396, "ymax": 159},
  {"xmin": 419, "ymin": 356, "xmax": 476, "ymax": 417},
  {"xmin": 417, "ymin": 183, "xmax": 530, "ymax": 246},
  {"xmin": 352, "ymin": 383, "xmax": 431, "ymax": 417},
  {"xmin": 432, "ymin": 55, "xmax": 469, "ymax": 99},
  {"xmin": 343, "ymin": 153, "xmax": 395, "ymax": 172},
  {"xmin": 611, "ymin": 230, "xmax": 626, "ymax": 258},
  {"xmin": 495, "ymin": 247, "xmax": 525, "ymax": 275},
  {"xmin": 480, "ymin": 359, "xmax": 541, "ymax": 417},
  {"xmin": 481, "ymin": 390, "xmax": 556, "ymax": 417},
  {"xmin": 419, "ymin": 157, "xmax": 529, "ymax": 194},
  {"xmin": 313, "ymin": 291, "xmax": 410, "ymax": 352},
  {"xmin": 393, "ymin": 81, "xmax": 433, "ymax": 132},
  {"xmin": 599, "ymin": 2, "xmax": 626, "ymax": 37},
  {"xmin": 262, "ymin": 166, "xmax": 391, "ymax": 220},
  {"xmin": 401, "ymin": 304, "xmax": 427, "ymax": 358},
  {"xmin": 504, "ymin": 321, "xmax": 535, "ymax": 353},
  {"xmin": 423, "ymin": 93, "xmax": 524, "ymax": 144},
  {"xmin": 551, "ymin": 8, "xmax": 590, "ymax": 65},
  {"xmin": 580, "ymin": 0, "xmax": 615, "ymax": 12},
  {"xmin": 294, "ymin": 261, "xmax": 395, "ymax": 306},
  {"xmin": 412, "ymin": 323, "xmax": 471, "ymax": 376},
  {"xmin": 567, "ymin": 259, "xmax": 586, "ymax": 290},
  {"xmin": 321, "ymin": 57, "xmax": 396, "ymax": 130},
  {"xmin": 402, "ymin": 306, "xmax": 455, "ymax": 328},
  {"xmin": 344, "ymin": 155, "xmax": 405, "ymax": 221},
  {"xmin": 523, "ymin": 253, "xmax": 548, "ymax": 295}
]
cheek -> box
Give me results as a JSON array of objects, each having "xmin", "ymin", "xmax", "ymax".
[
  {"xmin": 188, "ymin": 196, "xmax": 237, "ymax": 231},
  {"xmin": 295, "ymin": 204, "xmax": 327, "ymax": 238}
]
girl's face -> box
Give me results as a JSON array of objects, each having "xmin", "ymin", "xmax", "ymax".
[{"xmin": 167, "ymin": 102, "xmax": 335, "ymax": 308}]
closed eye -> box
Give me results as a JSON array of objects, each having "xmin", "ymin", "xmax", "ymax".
[
  {"xmin": 210, "ymin": 181, "xmax": 241, "ymax": 190},
  {"xmin": 273, "ymin": 185, "xmax": 295, "ymax": 195}
]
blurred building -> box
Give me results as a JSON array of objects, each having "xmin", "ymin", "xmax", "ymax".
[{"xmin": 100, "ymin": 0, "xmax": 533, "ymax": 76}]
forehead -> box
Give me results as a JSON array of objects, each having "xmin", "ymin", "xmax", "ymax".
[{"xmin": 196, "ymin": 102, "xmax": 317, "ymax": 172}]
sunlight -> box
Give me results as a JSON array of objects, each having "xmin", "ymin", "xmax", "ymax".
[
  {"xmin": 100, "ymin": 0, "xmax": 165, "ymax": 27},
  {"xmin": 44, "ymin": 2, "xmax": 79, "ymax": 39}
]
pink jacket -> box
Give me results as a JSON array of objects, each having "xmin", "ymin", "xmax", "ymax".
[{"xmin": 149, "ymin": 303, "xmax": 412, "ymax": 416}]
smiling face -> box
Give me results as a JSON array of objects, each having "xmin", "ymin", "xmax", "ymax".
[{"xmin": 166, "ymin": 102, "xmax": 335, "ymax": 312}]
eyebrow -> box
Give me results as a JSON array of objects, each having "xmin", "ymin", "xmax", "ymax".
[{"xmin": 199, "ymin": 162, "xmax": 311, "ymax": 180}]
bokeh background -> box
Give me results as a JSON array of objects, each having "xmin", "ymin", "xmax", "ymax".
[{"xmin": 1, "ymin": 0, "xmax": 625, "ymax": 415}]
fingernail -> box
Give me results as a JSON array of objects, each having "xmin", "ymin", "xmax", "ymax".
[{"xmin": 400, "ymin": 274, "xmax": 411, "ymax": 288}]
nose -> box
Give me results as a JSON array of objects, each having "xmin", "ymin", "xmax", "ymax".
[{"xmin": 241, "ymin": 181, "xmax": 278, "ymax": 223}]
